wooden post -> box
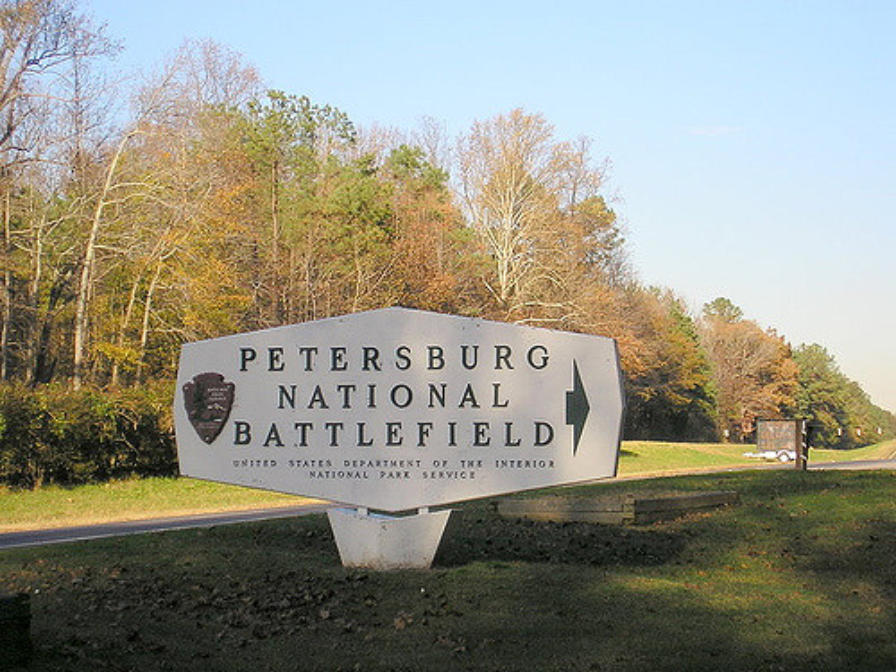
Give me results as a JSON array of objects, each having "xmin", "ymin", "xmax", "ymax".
[{"xmin": 795, "ymin": 419, "xmax": 808, "ymax": 471}]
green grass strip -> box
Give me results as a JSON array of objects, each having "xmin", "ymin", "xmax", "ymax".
[{"xmin": 0, "ymin": 478, "xmax": 308, "ymax": 532}]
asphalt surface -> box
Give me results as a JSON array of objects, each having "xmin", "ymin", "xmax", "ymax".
[
  {"xmin": 0, "ymin": 503, "xmax": 329, "ymax": 550},
  {"xmin": 1, "ymin": 459, "xmax": 893, "ymax": 551},
  {"xmin": 809, "ymin": 458, "xmax": 896, "ymax": 471}
]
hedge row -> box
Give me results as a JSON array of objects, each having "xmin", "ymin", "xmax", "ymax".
[{"xmin": 0, "ymin": 383, "xmax": 176, "ymax": 489}]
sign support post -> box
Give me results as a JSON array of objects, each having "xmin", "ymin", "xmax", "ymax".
[{"xmin": 327, "ymin": 507, "xmax": 453, "ymax": 570}]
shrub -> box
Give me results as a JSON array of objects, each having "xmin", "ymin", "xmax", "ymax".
[{"xmin": 0, "ymin": 383, "xmax": 176, "ymax": 489}]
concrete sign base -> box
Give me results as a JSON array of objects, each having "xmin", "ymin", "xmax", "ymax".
[{"xmin": 327, "ymin": 508, "xmax": 452, "ymax": 570}]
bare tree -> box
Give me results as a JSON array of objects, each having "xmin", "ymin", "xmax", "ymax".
[
  {"xmin": 0, "ymin": 0, "xmax": 117, "ymax": 381},
  {"xmin": 700, "ymin": 312, "xmax": 799, "ymax": 440},
  {"xmin": 102, "ymin": 41, "xmax": 259, "ymax": 385},
  {"xmin": 455, "ymin": 109, "xmax": 614, "ymax": 322},
  {"xmin": 412, "ymin": 115, "xmax": 451, "ymax": 173},
  {"xmin": 457, "ymin": 109, "xmax": 555, "ymax": 308},
  {"xmin": 0, "ymin": 0, "xmax": 118, "ymax": 164}
]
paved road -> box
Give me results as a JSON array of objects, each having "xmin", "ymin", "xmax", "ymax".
[
  {"xmin": 809, "ymin": 458, "xmax": 896, "ymax": 471},
  {"xmin": 617, "ymin": 458, "xmax": 896, "ymax": 482},
  {"xmin": 0, "ymin": 503, "xmax": 329, "ymax": 550},
  {"xmin": 2, "ymin": 459, "xmax": 892, "ymax": 551}
]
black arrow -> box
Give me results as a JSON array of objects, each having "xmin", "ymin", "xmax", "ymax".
[{"xmin": 565, "ymin": 360, "xmax": 590, "ymax": 456}]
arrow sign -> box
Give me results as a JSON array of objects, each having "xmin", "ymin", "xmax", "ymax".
[{"xmin": 566, "ymin": 360, "xmax": 590, "ymax": 455}]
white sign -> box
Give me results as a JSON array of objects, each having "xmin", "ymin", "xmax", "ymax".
[{"xmin": 174, "ymin": 308, "xmax": 624, "ymax": 512}]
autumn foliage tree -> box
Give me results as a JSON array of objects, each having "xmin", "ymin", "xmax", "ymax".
[
  {"xmin": 700, "ymin": 299, "xmax": 799, "ymax": 441},
  {"xmin": 622, "ymin": 290, "xmax": 717, "ymax": 440},
  {"xmin": 382, "ymin": 144, "xmax": 485, "ymax": 313}
]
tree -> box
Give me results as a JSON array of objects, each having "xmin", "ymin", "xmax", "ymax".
[
  {"xmin": 622, "ymin": 290, "xmax": 717, "ymax": 440},
  {"xmin": 0, "ymin": 0, "xmax": 118, "ymax": 162},
  {"xmin": 703, "ymin": 297, "xmax": 743, "ymax": 323},
  {"xmin": 701, "ymin": 304, "xmax": 798, "ymax": 441},
  {"xmin": 794, "ymin": 344, "xmax": 895, "ymax": 448},
  {"xmin": 0, "ymin": 0, "xmax": 118, "ymax": 382},
  {"xmin": 240, "ymin": 90, "xmax": 357, "ymax": 325},
  {"xmin": 314, "ymin": 152, "xmax": 396, "ymax": 313},
  {"xmin": 456, "ymin": 109, "xmax": 618, "ymax": 321},
  {"xmin": 383, "ymin": 143, "xmax": 484, "ymax": 313},
  {"xmin": 109, "ymin": 40, "xmax": 258, "ymax": 385},
  {"xmin": 793, "ymin": 344, "xmax": 849, "ymax": 448},
  {"xmin": 92, "ymin": 40, "xmax": 260, "ymax": 385}
]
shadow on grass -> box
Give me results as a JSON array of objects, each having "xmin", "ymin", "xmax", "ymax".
[{"xmin": 802, "ymin": 517, "xmax": 896, "ymax": 671}]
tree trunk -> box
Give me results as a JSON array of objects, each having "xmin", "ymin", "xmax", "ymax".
[
  {"xmin": 24, "ymin": 213, "xmax": 44, "ymax": 385},
  {"xmin": 1, "ymin": 182, "xmax": 11, "ymax": 380},
  {"xmin": 110, "ymin": 269, "xmax": 142, "ymax": 388},
  {"xmin": 72, "ymin": 130, "xmax": 134, "ymax": 389},
  {"xmin": 135, "ymin": 259, "xmax": 162, "ymax": 384},
  {"xmin": 270, "ymin": 160, "xmax": 281, "ymax": 323}
]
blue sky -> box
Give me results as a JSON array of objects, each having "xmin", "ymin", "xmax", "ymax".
[{"xmin": 87, "ymin": 0, "xmax": 895, "ymax": 412}]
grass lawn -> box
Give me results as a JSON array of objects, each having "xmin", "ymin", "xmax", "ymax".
[
  {"xmin": 1, "ymin": 469, "xmax": 893, "ymax": 671},
  {"xmin": 807, "ymin": 439, "xmax": 895, "ymax": 462},
  {"xmin": 618, "ymin": 438, "xmax": 896, "ymax": 476},
  {"xmin": 618, "ymin": 440, "xmax": 757, "ymax": 475},
  {"xmin": 0, "ymin": 478, "xmax": 311, "ymax": 532},
  {"xmin": 1, "ymin": 440, "xmax": 893, "ymax": 532}
]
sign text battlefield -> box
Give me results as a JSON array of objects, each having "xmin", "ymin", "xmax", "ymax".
[{"xmin": 174, "ymin": 308, "xmax": 625, "ymax": 512}]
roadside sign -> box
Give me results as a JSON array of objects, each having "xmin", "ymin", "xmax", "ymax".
[{"xmin": 175, "ymin": 308, "xmax": 625, "ymax": 512}]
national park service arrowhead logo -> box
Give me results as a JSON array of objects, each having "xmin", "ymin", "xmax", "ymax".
[{"xmin": 183, "ymin": 372, "xmax": 235, "ymax": 444}]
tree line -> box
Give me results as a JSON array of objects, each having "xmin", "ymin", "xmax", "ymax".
[{"xmin": 1, "ymin": 0, "xmax": 893, "ymax": 452}]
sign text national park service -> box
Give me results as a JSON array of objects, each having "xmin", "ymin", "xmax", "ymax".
[{"xmin": 174, "ymin": 308, "xmax": 625, "ymax": 512}]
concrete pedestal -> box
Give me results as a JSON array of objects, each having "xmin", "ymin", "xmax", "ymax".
[{"xmin": 327, "ymin": 508, "xmax": 451, "ymax": 570}]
